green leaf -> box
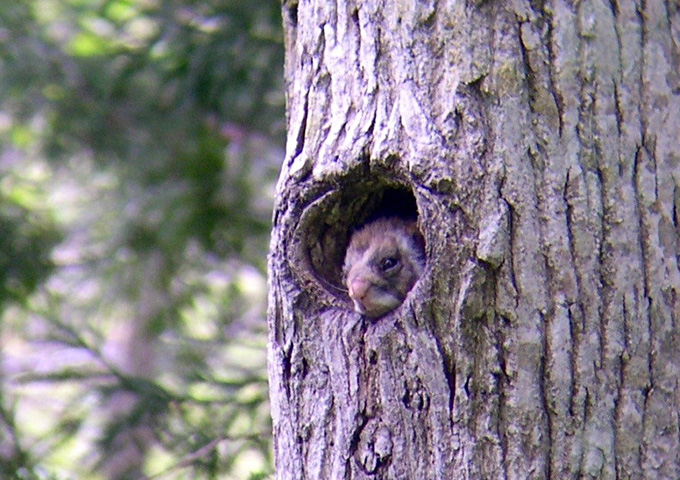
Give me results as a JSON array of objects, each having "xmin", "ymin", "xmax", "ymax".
[{"xmin": 68, "ymin": 31, "xmax": 110, "ymax": 56}]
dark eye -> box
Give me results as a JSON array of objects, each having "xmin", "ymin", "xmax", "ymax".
[{"xmin": 380, "ymin": 257, "xmax": 398, "ymax": 272}]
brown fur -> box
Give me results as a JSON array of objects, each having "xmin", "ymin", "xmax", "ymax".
[{"xmin": 343, "ymin": 217, "xmax": 425, "ymax": 317}]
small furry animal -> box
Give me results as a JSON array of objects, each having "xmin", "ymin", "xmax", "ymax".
[{"xmin": 343, "ymin": 217, "xmax": 425, "ymax": 318}]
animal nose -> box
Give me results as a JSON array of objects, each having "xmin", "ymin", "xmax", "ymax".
[{"xmin": 349, "ymin": 278, "xmax": 370, "ymax": 300}]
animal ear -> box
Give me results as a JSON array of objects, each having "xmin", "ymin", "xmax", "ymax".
[{"xmin": 405, "ymin": 221, "xmax": 425, "ymax": 253}]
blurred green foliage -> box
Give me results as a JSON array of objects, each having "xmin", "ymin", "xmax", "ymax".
[{"xmin": 0, "ymin": 0, "xmax": 283, "ymax": 478}]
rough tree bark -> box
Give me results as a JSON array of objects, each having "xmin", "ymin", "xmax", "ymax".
[{"xmin": 268, "ymin": 1, "xmax": 680, "ymax": 478}]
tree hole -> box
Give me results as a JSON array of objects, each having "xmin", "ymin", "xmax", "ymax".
[{"xmin": 297, "ymin": 181, "xmax": 421, "ymax": 304}]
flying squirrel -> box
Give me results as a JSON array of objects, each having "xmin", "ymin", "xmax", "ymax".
[{"xmin": 342, "ymin": 217, "xmax": 425, "ymax": 318}]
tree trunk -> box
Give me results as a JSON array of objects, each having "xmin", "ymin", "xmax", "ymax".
[
  {"xmin": 268, "ymin": 1, "xmax": 680, "ymax": 478},
  {"xmin": 100, "ymin": 250, "xmax": 165, "ymax": 479}
]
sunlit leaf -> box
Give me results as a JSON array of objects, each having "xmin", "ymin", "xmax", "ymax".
[
  {"xmin": 10, "ymin": 125, "xmax": 34, "ymax": 148},
  {"xmin": 68, "ymin": 31, "xmax": 110, "ymax": 56},
  {"xmin": 105, "ymin": 0, "xmax": 136, "ymax": 23}
]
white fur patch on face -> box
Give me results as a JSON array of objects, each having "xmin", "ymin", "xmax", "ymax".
[{"xmin": 353, "ymin": 289, "xmax": 401, "ymax": 317}]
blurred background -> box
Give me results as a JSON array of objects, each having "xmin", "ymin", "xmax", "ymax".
[{"xmin": 0, "ymin": 0, "xmax": 284, "ymax": 478}]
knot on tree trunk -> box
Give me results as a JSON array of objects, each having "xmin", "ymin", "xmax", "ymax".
[{"xmin": 354, "ymin": 421, "xmax": 393, "ymax": 475}]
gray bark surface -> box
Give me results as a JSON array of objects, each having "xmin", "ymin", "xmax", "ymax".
[{"xmin": 268, "ymin": 1, "xmax": 680, "ymax": 478}]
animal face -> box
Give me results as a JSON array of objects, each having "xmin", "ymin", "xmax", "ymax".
[{"xmin": 343, "ymin": 218, "xmax": 424, "ymax": 317}]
